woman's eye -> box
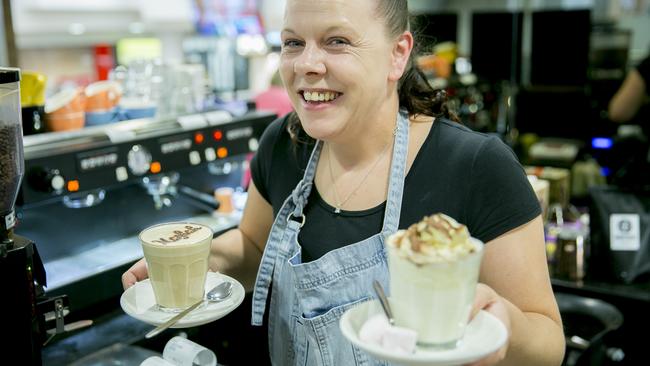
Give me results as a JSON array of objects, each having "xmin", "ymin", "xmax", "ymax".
[
  {"xmin": 328, "ymin": 38, "xmax": 349, "ymax": 46},
  {"xmin": 282, "ymin": 39, "xmax": 303, "ymax": 49}
]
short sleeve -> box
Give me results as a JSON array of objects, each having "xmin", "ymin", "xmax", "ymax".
[
  {"xmin": 466, "ymin": 136, "xmax": 541, "ymax": 243},
  {"xmin": 249, "ymin": 116, "xmax": 287, "ymax": 203}
]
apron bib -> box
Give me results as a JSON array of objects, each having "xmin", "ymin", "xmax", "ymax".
[{"xmin": 252, "ymin": 110, "xmax": 410, "ymax": 365}]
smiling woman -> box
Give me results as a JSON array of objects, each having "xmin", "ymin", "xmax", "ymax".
[
  {"xmin": 279, "ymin": 0, "xmax": 407, "ymax": 143},
  {"xmin": 122, "ymin": 1, "xmax": 566, "ymax": 365}
]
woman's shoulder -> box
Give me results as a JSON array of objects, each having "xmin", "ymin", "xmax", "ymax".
[
  {"xmin": 260, "ymin": 113, "xmax": 292, "ymax": 142},
  {"xmin": 256, "ymin": 112, "xmax": 314, "ymax": 166},
  {"xmin": 430, "ymin": 118, "xmax": 510, "ymax": 158}
]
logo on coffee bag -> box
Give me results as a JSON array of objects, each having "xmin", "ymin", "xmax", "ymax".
[{"xmin": 153, "ymin": 225, "xmax": 203, "ymax": 245}]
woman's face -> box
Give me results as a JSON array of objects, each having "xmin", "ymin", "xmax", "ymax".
[{"xmin": 280, "ymin": 0, "xmax": 404, "ymax": 140}]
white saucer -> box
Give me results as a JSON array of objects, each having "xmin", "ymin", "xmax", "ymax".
[
  {"xmin": 340, "ymin": 299, "xmax": 508, "ymax": 366},
  {"xmin": 120, "ymin": 272, "xmax": 245, "ymax": 328}
]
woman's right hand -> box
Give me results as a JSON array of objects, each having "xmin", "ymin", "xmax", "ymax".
[{"xmin": 121, "ymin": 258, "xmax": 148, "ymax": 290}]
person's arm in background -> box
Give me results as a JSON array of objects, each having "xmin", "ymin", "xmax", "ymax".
[
  {"xmin": 609, "ymin": 56, "xmax": 650, "ymax": 123},
  {"xmin": 122, "ymin": 181, "xmax": 274, "ymax": 292}
]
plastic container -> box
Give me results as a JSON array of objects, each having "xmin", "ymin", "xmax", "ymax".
[
  {"xmin": 45, "ymin": 88, "xmax": 86, "ymax": 131},
  {"xmin": 0, "ymin": 67, "xmax": 24, "ymax": 225}
]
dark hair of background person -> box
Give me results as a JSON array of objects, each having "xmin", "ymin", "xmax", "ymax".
[{"xmin": 286, "ymin": 0, "xmax": 459, "ymax": 145}]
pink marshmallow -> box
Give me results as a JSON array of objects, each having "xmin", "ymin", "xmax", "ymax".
[
  {"xmin": 359, "ymin": 314, "xmax": 418, "ymax": 354},
  {"xmin": 381, "ymin": 325, "xmax": 418, "ymax": 354},
  {"xmin": 359, "ymin": 314, "xmax": 391, "ymax": 345}
]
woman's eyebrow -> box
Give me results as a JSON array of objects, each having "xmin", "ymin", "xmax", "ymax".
[{"xmin": 281, "ymin": 26, "xmax": 359, "ymax": 37}]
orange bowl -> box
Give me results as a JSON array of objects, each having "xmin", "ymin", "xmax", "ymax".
[
  {"xmin": 45, "ymin": 88, "xmax": 86, "ymax": 117},
  {"xmin": 46, "ymin": 111, "xmax": 85, "ymax": 132}
]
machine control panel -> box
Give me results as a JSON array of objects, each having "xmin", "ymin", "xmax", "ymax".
[{"xmin": 19, "ymin": 111, "xmax": 275, "ymax": 206}]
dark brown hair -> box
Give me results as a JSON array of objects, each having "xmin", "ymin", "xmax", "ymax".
[{"xmin": 287, "ymin": 0, "xmax": 458, "ymax": 144}]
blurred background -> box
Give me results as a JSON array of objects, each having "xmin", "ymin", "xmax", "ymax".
[{"xmin": 1, "ymin": 1, "xmax": 649, "ymax": 366}]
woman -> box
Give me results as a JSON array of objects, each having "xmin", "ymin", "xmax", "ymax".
[{"xmin": 123, "ymin": 0, "xmax": 565, "ymax": 364}]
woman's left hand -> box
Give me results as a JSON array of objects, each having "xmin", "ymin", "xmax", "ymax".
[{"xmin": 464, "ymin": 283, "xmax": 511, "ymax": 366}]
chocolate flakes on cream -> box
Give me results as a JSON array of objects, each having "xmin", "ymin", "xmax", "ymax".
[{"xmin": 387, "ymin": 213, "xmax": 477, "ymax": 264}]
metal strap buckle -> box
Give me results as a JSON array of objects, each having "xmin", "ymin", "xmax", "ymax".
[{"xmin": 286, "ymin": 213, "xmax": 306, "ymax": 228}]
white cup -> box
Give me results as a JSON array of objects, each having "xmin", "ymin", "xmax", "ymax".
[
  {"xmin": 139, "ymin": 222, "xmax": 213, "ymax": 311},
  {"xmin": 162, "ymin": 336, "xmax": 217, "ymax": 366}
]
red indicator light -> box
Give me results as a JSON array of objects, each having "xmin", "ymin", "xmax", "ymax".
[
  {"xmin": 213, "ymin": 130, "xmax": 223, "ymax": 141},
  {"xmin": 194, "ymin": 133, "xmax": 205, "ymax": 144}
]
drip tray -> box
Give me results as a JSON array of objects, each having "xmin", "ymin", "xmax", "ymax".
[{"xmin": 44, "ymin": 213, "xmax": 239, "ymax": 292}]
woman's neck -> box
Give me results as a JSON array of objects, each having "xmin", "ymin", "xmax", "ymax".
[{"xmin": 326, "ymin": 97, "xmax": 400, "ymax": 169}]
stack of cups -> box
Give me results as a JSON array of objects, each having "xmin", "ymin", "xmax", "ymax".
[
  {"xmin": 85, "ymin": 80, "xmax": 122, "ymax": 126},
  {"xmin": 44, "ymin": 88, "xmax": 86, "ymax": 132}
]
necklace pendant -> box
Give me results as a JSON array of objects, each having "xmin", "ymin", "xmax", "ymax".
[{"xmin": 334, "ymin": 207, "xmax": 341, "ymax": 214}]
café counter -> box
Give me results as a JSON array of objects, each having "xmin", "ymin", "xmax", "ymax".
[{"xmin": 551, "ymin": 276, "xmax": 650, "ymax": 365}]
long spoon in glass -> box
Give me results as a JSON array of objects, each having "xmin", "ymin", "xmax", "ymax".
[{"xmin": 372, "ymin": 280, "xmax": 395, "ymax": 326}]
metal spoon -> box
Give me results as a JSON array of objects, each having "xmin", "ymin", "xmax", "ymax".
[
  {"xmin": 373, "ymin": 280, "xmax": 395, "ymax": 326},
  {"xmin": 145, "ymin": 281, "xmax": 233, "ymax": 339}
]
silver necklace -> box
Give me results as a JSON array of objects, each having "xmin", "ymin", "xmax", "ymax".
[{"xmin": 326, "ymin": 139, "xmax": 392, "ymax": 214}]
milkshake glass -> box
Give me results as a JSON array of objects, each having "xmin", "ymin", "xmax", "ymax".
[
  {"xmin": 387, "ymin": 214, "xmax": 483, "ymax": 349},
  {"xmin": 139, "ymin": 222, "xmax": 213, "ymax": 311}
]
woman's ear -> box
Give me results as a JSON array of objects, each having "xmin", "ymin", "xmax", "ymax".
[{"xmin": 388, "ymin": 31, "xmax": 414, "ymax": 82}]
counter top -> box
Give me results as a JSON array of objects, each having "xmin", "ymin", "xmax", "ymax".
[{"xmin": 551, "ymin": 277, "xmax": 650, "ymax": 303}]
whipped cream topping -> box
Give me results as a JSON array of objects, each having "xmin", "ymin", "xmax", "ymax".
[{"xmin": 387, "ymin": 213, "xmax": 478, "ymax": 264}]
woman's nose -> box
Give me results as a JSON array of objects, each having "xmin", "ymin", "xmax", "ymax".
[{"xmin": 293, "ymin": 45, "xmax": 326, "ymax": 75}]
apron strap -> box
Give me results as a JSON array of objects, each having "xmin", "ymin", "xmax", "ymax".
[
  {"xmin": 381, "ymin": 109, "xmax": 410, "ymax": 236},
  {"xmin": 251, "ymin": 200, "xmax": 303, "ymax": 325},
  {"xmin": 251, "ymin": 141, "xmax": 322, "ymax": 325},
  {"xmin": 289, "ymin": 140, "xmax": 322, "ymax": 220}
]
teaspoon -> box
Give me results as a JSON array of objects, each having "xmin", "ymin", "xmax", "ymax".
[
  {"xmin": 373, "ymin": 280, "xmax": 395, "ymax": 326},
  {"xmin": 146, "ymin": 281, "xmax": 233, "ymax": 339}
]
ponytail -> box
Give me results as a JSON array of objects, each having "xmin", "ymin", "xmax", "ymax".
[{"xmin": 398, "ymin": 58, "xmax": 459, "ymax": 122}]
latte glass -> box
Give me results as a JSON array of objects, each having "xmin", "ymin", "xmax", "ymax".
[
  {"xmin": 139, "ymin": 222, "xmax": 213, "ymax": 311},
  {"xmin": 387, "ymin": 237, "xmax": 484, "ymax": 349}
]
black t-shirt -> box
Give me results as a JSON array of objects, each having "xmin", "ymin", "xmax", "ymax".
[{"xmin": 250, "ymin": 114, "xmax": 541, "ymax": 262}]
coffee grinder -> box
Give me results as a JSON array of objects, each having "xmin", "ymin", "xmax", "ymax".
[{"xmin": 0, "ymin": 67, "xmax": 47, "ymax": 363}]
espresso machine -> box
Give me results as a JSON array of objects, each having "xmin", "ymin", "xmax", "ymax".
[
  {"xmin": 12, "ymin": 95, "xmax": 274, "ymax": 363},
  {"xmin": 0, "ymin": 67, "xmax": 52, "ymax": 363}
]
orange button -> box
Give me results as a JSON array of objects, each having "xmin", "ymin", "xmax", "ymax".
[
  {"xmin": 217, "ymin": 147, "xmax": 228, "ymax": 158},
  {"xmin": 194, "ymin": 132, "xmax": 205, "ymax": 144},
  {"xmin": 150, "ymin": 161, "xmax": 161, "ymax": 174},
  {"xmin": 67, "ymin": 180, "xmax": 80, "ymax": 192}
]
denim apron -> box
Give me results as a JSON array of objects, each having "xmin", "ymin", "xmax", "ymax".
[{"xmin": 251, "ymin": 110, "xmax": 409, "ymax": 365}]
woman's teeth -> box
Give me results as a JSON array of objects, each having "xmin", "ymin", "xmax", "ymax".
[{"xmin": 303, "ymin": 91, "xmax": 339, "ymax": 102}]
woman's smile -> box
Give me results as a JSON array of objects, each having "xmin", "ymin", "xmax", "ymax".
[{"xmin": 298, "ymin": 89, "xmax": 344, "ymax": 110}]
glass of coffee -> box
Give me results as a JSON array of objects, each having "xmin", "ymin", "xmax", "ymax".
[
  {"xmin": 387, "ymin": 213, "xmax": 484, "ymax": 349},
  {"xmin": 139, "ymin": 222, "xmax": 213, "ymax": 312}
]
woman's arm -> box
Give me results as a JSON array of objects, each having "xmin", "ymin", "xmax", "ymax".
[
  {"xmin": 122, "ymin": 181, "xmax": 274, "ymax": 292},
  {"xmin": 470, "ymin": 215, "xmax": 565, "ymax": 366},
  {"xmin": 208, "ymin": 182, "xmax": 274, "ymax": 291},
  {"xmin": 608, "ymin": 68, "xmax": 647, "ymax": 123}
]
